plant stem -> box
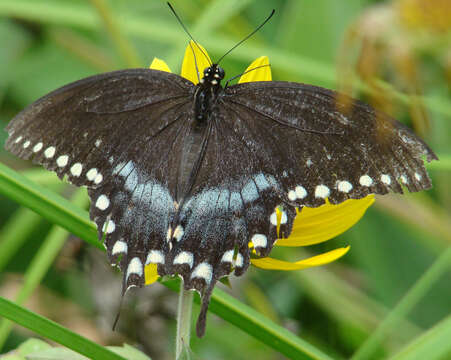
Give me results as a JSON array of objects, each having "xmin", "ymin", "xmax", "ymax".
[{"xmin": 175, "ymin": 281, "xmax": 193, "ymax": 360}]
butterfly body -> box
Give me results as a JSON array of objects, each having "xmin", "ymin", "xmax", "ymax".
[
  {"xmin": 194, "ymin": 64, "xmax": 225, "ymax": 121},
  {"xmin": 5, "ymin": 64, "xmax": 437, "ymax": 336}
]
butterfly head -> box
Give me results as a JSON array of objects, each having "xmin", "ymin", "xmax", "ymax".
[{"xmin": 200, "ymin": 64, "xmax": 225, "ymax": 87}]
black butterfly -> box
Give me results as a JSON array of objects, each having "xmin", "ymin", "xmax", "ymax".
[{"xmin": 4, "ymin": 49, "xmax": 437, "ymax": 335}]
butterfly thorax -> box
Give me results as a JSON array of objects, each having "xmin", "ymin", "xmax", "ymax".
[{"xmin": 194, "ymin": 64, "xmax": 225, "ymax": 122}]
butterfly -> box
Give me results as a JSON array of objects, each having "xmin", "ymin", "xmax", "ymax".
[{"xmin": 4, "ymin": 36, "xmax": 437, "ymax": 336}]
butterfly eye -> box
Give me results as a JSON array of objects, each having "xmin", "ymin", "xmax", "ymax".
[
  {"xmin": 217, "ymin": 66, "xmax": 225, "ymax": 79},
  {"xmin": 203, "ymin": 67, "xmax": 211, "ymax": 77}
]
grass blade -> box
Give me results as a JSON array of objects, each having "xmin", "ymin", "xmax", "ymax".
[
  {"xmin": 351, "ymin": 246, "xmax": 451, "ymax": 360},
  {"xmin": 389, "ymin": 315, "xmax": 451, "ymax": 360},
  {"xmin": 0, "ymin": 189, "xmax": 89, "ymax": 349},
  {"xmin": 0, "ymin": 297, "xmax": 127, "ymax": 360},
  {"xmin": 0, "ymin": 163, "xmax": 100, "ymax": 249},
  {"xmin": 0, "ymin": 208, "xmax": 41, "ymax": 272}
]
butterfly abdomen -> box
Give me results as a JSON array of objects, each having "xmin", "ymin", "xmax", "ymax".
[{"xmin": 177, "ymin": 121, "xmax": 207, "ymax": 201}]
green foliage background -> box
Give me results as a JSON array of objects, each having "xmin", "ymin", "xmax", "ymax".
[{"xmin": 0, "ymin": 0, "xmax": 450, "ymax": 359}]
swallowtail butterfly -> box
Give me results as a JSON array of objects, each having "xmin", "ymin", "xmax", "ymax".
[{"xmin": 4, "ymin": 20, "xmax": 437, "ymax": 337}]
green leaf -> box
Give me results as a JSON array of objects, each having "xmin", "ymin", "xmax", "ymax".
[
  {"xmin": 0, "ymin": 189, "xmax": 89, "ymax": 348},
  {"xmin": 0, "ymin": 297, "xmax": 127, "ymax": 360},
  {"xmin": 25, "ymin": 343, "xmax": 151, "ymax": 360},
  {"xmin": 17, "ymin": 338, "xmax": 52, "ymax": 355},
  {"xmin": 108, "ymin": 344, "xmax": 152, "ymax": 360},
  {"xmin": 0, "ymin": 169, "xmax": 63, "ymax": 273},
  {"xmin": 389, "ymin": 315, "xmax": 451, "ymax": 360},
  {"xmin": 0, "ymin": 208, "xmax": 42, "ymax": 273},
  {"xmin": 351, "ymin": 246, "xmax": 451, "ymax": 360},
  {"xmin": 27, "ymin": 348, "xmax": 89, "ymax": 360},
  {"xmin": 0, "ymin": 162, "xmax": 100, "ymax": 250}
]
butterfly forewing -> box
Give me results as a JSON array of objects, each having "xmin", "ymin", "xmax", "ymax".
[
  {"xmin": 221, "ymin": 81, "xmax": 436, "ymax": 202},
  {"xmin": 5, "ymin": 69, "xmax": 195, "ymax": 287}
]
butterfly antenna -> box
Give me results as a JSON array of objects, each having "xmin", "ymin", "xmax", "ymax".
[
  {"xmin": 217, "ymin": 9, "xmax": 275, "ymax": 65},
  {"xmin": 167, "ymin": 2, "xmax": 212, "ymax": 66},
  {"xmin": 188, "ymin": 41, "xmax": 201, "ymax": 83}
]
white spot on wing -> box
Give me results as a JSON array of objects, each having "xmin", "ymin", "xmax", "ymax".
[
  {"xmin": 381, "ymin": 174, "xmax": 391, "ymax": 185},
  {"xmin": 126, "ymin": 257, "xmax": 143, "ymax": 281},
  {"xmin": 15, "ymin": 136, "xmax": 23, "ymax": 144},
  {"xmin": 23, "ymin": 140, "xmax": 30, "ymax": 149},
  {"xmin": 56, "ymin": 155, "xmax": 69, "ymax": 167},
  {"xmin": 95, "ymin": 139, "xmax": 102, "ymax": 147},
  {"xmin": 414, "ymin": 172, "xmax": 422, "ymax": 181},
  {"xmin": 221, "ymin": 250, "xmax": 234, "ymax": 263},
  {"xmin": 44, "ymin": 146, "xmax": 55, "ymax": 158},
  {"xmin": 146, "ymin": 250, "xmax": 164, "ymax": 265},
  {"xmin": 33, "ymin": 142, "xmax": 43, "ymax": 152},
  {"xmin": 288, "ymin": 190, "xmax": 296, "ymax": 201},
  {"xmin": 173, "ymin": 225, "xmax": 184, "ymax": 242},
  {"xmin": 400, "ymin": 175, "xmax": 408, "ymax": 184},
  {"xmin": 337, "ymin": 180, "xmax": 353, "ymax": 193},
  {"xmin": 191, "ymin": 262, "xmax": 213, "ymax": 283},
  {"xmin": 102, "ymin": 220, "xmax": 115, "ymax": 234},
  {"xmin": 174, "ymin": 251, "xmax": 193, "ymax": 268},
  {"xmin": 251, "ymin": 234, "xmax": 267, "ymax": 248},
  {"xmin": 86, "ymin": 168, "xmax": 98, "ymax": 181},
  {"xmin": 94, "ymin": 173, "xmax": 103, "ymax": 184},
  {"xmin": 359, "ymin": 175, "xmax": 373, "ymax": 187},
  {"xmin": 95, "ymin": 195, "xmax": 109, "ymax": 210},
  {"xmin": 112, "ymin": 240, "xmax": 127, "ymax": 255},
  {"xmin": 280, "ymin": 211, "xmax": 288, "ymax": 224},
  {"xmin": 270, "ymin": 212, "xmax": 277, "ymax": 226},
  {"xmin": 235, "ymin": 253, "xmax": 244, "ymax": 267},
  {"xmin": 315, "ymin": 184, "xmax": 330, "ymax": 198},
  {"xmin": 70, "ymin": 163, "xmax": 83, "ymax": 177},
  {"xmin": 295, "ymin": 185, "xmax": 307, "ymax": 199}
]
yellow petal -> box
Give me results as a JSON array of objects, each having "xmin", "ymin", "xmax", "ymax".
[
  {"xmin": 145, "ymin": 263, "xmax": 159, "ymax": 285},
  {"xmin": 276, "ymin": 195, "xmax": 375, "ymax": 247},
  {"xmin": 239, "ymin": 56, "xmax": 272, "ymax": 83},
  {"xmin": 181, "ymin": 41, "xmax": 212, "ymax": 84},
  {"xmin": 251, "ymin": 246, "xmax": 350, "ymax": 270},
  {"xmin": 149, "ymin": 57, "xmax": 172, "ymax": 72}
]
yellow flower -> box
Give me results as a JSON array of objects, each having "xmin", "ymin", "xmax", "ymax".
[
  {"xmin": 397, "ymin": 0, "xmax": 451, "ymax": 33},
  {"xmin": 145, "ymin": 41, "xmax": 375, "ymax": 284}
]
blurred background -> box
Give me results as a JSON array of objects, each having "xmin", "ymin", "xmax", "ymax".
[{"xmin": 0, "ymin": 0, "xmax": 450, "ymax": 359}]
